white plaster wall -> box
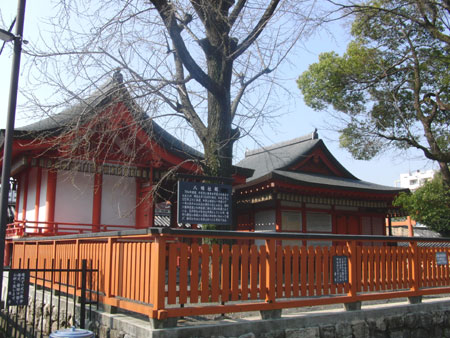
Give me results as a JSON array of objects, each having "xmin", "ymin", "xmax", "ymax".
[
  {"xmin": 38, "ymin": 169, "xmax": 48, "ymax": 223},
  {"xmin": 25, "ymin": 167, "xmax": 37, "ymax": 222},
  {"xmin": 55, "ymin": 171, "xmax": 94, "ymax": 228},
  {"xmin": 101, "ymin": 175, "xmax": 136, "ymax": 227}
]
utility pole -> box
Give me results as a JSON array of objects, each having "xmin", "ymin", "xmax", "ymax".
[{"xmin": 0, "ymin": 0, "xmax": 27, "ymax": 303}]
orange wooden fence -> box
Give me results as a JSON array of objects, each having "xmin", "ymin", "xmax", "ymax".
[{"xmin": 10, "ymin": 228, "xmax": 450, "ymax": 320}]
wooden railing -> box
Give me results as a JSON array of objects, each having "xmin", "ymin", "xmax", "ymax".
[
  {"xmin": 6, "ymin": 220, "xmax": 139, "ymax": 238},
  {"xmin": 10, "ymin": 228, "xmax": 450, "ymax": 320}
]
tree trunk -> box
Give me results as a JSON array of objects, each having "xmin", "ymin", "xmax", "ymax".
[
  {"xmin": 202, "ymin": 18, "xmax": 235, "ymax": 180},
  {"xmin": 438, "ymin": 161, "xmax": 450, "ymax": 187}
]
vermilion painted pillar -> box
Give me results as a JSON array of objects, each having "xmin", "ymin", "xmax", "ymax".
[
  {"xmin": 136, "ymin": 182, "xmax": 154, "ymax": 228},
  {"xmin": 407, "ymin": 216, "xmax": 414, "ymax": 237},
  {"xmin": 301, "ymin": 204, "xmax": 307, "ymax": 247},
  {"xmin": 45, "ymin": 170, "xmax": 57, "ymax": 234},
  {"xmin": 275, "ymin": 201, "xmax": 282, "ymax": 246},
  {"xmin": 275, "ymin": 200, "xmax": 281, "ymax": 232},
  {"xmin": 92, "ymin": 173, "xmax": 102, "ymax": 232}
]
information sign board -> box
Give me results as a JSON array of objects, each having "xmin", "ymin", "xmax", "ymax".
[
  {"xmin": 436, "ymin": 252, "xmax": 448, "ymax": 266},
  {"xmin": 177, "ymin": 181, "xmax": 232, "ymax": 225},
  {"xmin": 333, "ymin": 255, "xmax": 349, "ymax": 284},
  {"xmin": 7, "ymin": 269, "xmax": 30, "ymax": 306}
]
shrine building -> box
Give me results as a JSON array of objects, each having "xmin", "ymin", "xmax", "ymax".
[
  {"xmin": 1, "ymin": 72, "xmax": 407, "ymax": 251},
  {"xmin": 235, "ymin": 131, "xmax": 408, "ymax": 244}
]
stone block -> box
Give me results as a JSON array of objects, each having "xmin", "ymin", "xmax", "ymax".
[
  {"xmin": 388, "ymin": 330, "xmax": 407, "ymax": 338},
  {"xmin": 285, "ymin": 327, "xmax": 319, "ymax": 338},
  {"xmin": 103, "ymin": 304, "xmax": 118, "ymax": 314},
  {"xmin": 238, "ymin": 333, "xmax": 256, "ymax": 338},
  {"xmin": 417, "ymin": 312, "xmax": 432, "ymax": 329},
  {"xmin": 431, "ymin": 326, "xmax": 443, "ymax": 338},
  {"xmin": 335, "ymin": 322, "xmax": 352, "ymax": 336},
  {"xmin": 99, "ymin": 325, "xmax": 111, "ymax": 338},
  {"xmin": 261, "ymin": 330, "xmax": 285, "ymax": 338},
  {"xmin": 260, "ymin": 309, "xmax": 282, "ymax": 319},
  {"xmin": 344, "ymin": 301, "xmax": 361, "ymax": 311},
  {"xmin": 444, "ymin": 311, "xmax": 450, "ymax": 327},
  {"xmin": 403, "ymin": 313, "xmax": 418, "ymax": 329},
  {"xmin": 149, "ymin": 316, "xmax": 178, "ymax": 329},
  {"xmin": 352, "ymin": 320, "xmax": 369, "ymax": 338},
  {"xmin": 371, "ymin": 331, "xmax": 388, "ymax": 338},
  {"xmin": 387, "ymin": 315, "xmax": 404, "ymax": 330},
  {"xmin": 410, "ymin": 328, "xmax": 427, "ymax": 338},
  {"xmin": 432, "ymin": 311, "xmax": 445, "ymax": 325},
  {"xmin": 407, "ymin": 296, "xmax": 422, "ymax": 304},
  {"xmin": 110, "ymin": 330, "xmax": 125, "ymax": 338},
  {"xmin": 319, "ymin": 324, "xmax": 335, "ymax": 338}
]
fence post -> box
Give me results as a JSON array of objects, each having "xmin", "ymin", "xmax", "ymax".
[
  {"xmin": 408, "ymin": 241, "xmax": 422, "ymax": 304},
  {"xmin": 103, "ymin": 238, "xmax": 117, "ymax": 314},
  {"xmin": 265, "ymin": 239, "xmax": 276, "ymax": 303},
  {"xmin": 149, "ymin": 235, "xmax": 173, "ymax": 328},
  {"xmin": 104, "ymin": 238, "xmax": 113, "ymax": 298},
  {"xmin": 344, "ymin": 240, "xmax": 360, "ymax": 311},
  {"xmin": 80, "ymin": 259, "xmax": 87, "ymax": 329}
]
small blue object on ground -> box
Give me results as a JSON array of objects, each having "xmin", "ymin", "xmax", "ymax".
[{"xmin": 49, "ymin": 326, "xmax": 95, "ymax": 338}]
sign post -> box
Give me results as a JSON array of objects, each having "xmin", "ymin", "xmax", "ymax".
[
  {"xmin": 177, "ymin": 181, "xmax": 232, "ymax": 225},
  {"xmin": 333, "ymin": 255, "xmax": 349, "ymax": 284},
  {"xmin": 7, "ymin": 269, "xmax": 29, "ymax": 306}
]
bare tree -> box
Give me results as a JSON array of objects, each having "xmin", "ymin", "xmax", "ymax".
[{"xmin": 20, "ymin": 0, "xmax": 316, "ymax": 181}]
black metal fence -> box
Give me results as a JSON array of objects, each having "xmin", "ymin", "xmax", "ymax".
[{"xmin": 0, "ymin": 259, "xmax": 98, "ymax": 338}]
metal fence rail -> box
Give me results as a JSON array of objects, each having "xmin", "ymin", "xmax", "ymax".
[{"xmin": 1, "ymin": 259, "xmax": 98, "ymax": 338}]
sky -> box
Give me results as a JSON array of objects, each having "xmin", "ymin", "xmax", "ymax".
[{"xmin": 0, "ymin": 1, "xmax": 437, "ymax": 187}]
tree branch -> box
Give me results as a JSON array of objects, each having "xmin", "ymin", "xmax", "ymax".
[
  {"xmin": 229, "ymin": 0, "xmax": 247, "ymax": 28},
  {"xmin": 230, "ymin": 67, "xmax": 272, "ymax": 120},
  {"xmin": 150, "ymin": 0, "xmax": 222, "ymax": 96},
  {"xmin": 231, "ymin": 0, "xmax": 280, "ymax": 60},
  {"xmin": 172, "ymin": 49, "xmax": 207, "ymax": 142}
]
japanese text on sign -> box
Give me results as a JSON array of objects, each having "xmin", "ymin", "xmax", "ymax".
[
  {"xmin": 7, "ymin": 269, "xmax": 30, "ymax": 306},
  {"xmin": 177, "ymin": 181, "xmax": 232, "ymax": 225},
  {"xmin": 436, "ymin": 252, "xmax": 448, "ymax": 266},
  {"xmin": 333, "ymin": 255, "xmax": 349, "ymax": 284}
]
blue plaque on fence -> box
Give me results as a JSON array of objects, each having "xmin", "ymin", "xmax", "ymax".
[
  {"xmin": 333, "ymin": 255, "xmax": 349, "ymax": 284},
  {"xmin": 7, "ymin": 269, "xmax": 30, "ymax": 306},
  {"xmin": 436, "ymin": 252, "xmax": 448, "ymax": 266},
  {"xmin": 177, "ymin": 181, "xmax": 232, "ymax": 225}
]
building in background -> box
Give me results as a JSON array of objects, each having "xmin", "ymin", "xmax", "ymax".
[
  {"xmin": 394, "ymin": 169, "xmax": 436, "ymax": 191},
  {"xmin": 391, "ymin": 169, "xmax": 437, "ymax": 237},
  {"xmin": 235, "ymin": 132, "xmax": 407, "ymax": 246}
]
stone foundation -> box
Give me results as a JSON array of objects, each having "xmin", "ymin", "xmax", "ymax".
[
  {"xmin": 87, "ymin": 298, "xmax": 450, "ymax": 338},
  {"xmin": 3, "ymin": 292, "xmax": 450, "ymax": 338}
]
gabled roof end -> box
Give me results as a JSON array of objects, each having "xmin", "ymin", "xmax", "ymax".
[{"xmin": 245, "ymin": 129, "xmax": 319, "ymax": 158}]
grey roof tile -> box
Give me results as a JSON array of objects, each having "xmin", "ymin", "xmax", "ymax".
[
  {"xmin": 11, "ymin": 75, "xmax": 203, "ymax": 160},
  {"xmin": 238, "ymin": 132, "xmax": 407, "ymax": 194}
]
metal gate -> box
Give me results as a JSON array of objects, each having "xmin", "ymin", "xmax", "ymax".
[{"xmin": 0, "ymin": 259, "xmax": 98, "ymax": 338}]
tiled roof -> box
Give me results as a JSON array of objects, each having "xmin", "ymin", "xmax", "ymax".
[
  {"xmin": 237, "ymin": 132, "xmax": 407, "ymax": 194},
  {"xmin": 10, "ymin": 72, "xmax": 203, "ymax": 160},
  {"xmin": 269, "ymin": 170, "xmax": 404, "ymax": 193}
]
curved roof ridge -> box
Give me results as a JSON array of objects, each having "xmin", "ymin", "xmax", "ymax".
[
  {"xmin": 9, "ymin": 71, "xmax": 204, "ymax": 160},
  {"xmin": 245, "ymin": 130, "xmax": 318, "ymax": 157}
]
